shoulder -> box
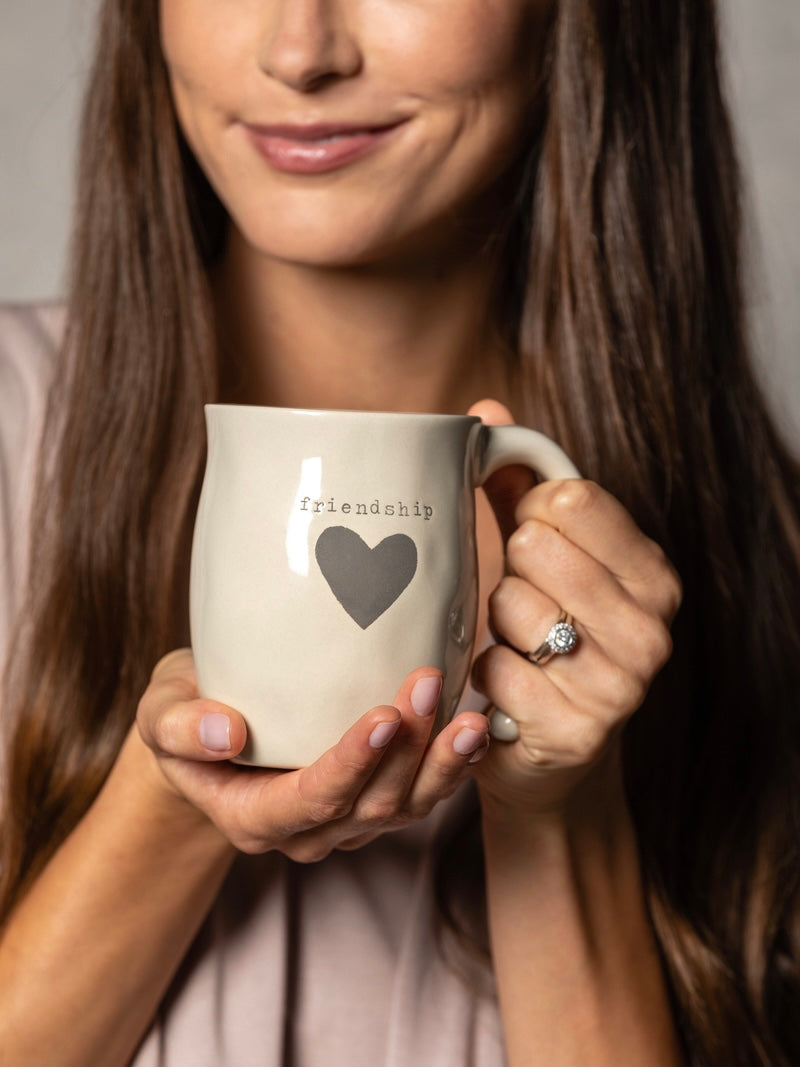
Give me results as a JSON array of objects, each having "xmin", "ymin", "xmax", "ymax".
[
  {"xmin": 0, "ymin": 302, "xmax": 66, "ymax": 674},
  {"xmin": 0, "ymin": 300, "xmax": 64, "ymax": 474},
  {"xmin": 0, "ymin": 300, "xmax": 64, "ymax": 526},
  {"xmin": 0, "ymin": 301, "xmax": 65, "ymax": 419}
]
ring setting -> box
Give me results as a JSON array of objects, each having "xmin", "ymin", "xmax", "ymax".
[{"xmin": 526, "ymin": 610, "xmax": 578, "ymax": 666}]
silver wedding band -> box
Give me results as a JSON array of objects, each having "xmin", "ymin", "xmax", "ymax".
[{"xmin": 525, "ymin": 609, "xmax": 578, "ymax": 667}]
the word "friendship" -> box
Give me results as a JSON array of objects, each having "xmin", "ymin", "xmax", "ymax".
[{"xmin": 299, "ymin": 497, "xmax": 434, "ymax": 521}]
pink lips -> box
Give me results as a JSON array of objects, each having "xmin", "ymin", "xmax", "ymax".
[{"xmin": 244, "ymin": 120, "xmax": 407, "ymax": 174}]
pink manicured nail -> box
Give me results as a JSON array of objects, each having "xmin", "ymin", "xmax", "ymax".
[
  {"xmin": 453, "ymin": 727, "xmax": 487, "ymax": 756},
  {"xmin": 200, "ymin": 713, "xmax": 231, "ymax": 752},
  {"xmin": 468, "ymin": 739, "xmax": 490, "ymax": 764},
  {"xmin": 411, "ymin": 675, "xmax": 442, "ymax": 717},
  {"xmin": 369, "ymin": 719, "xmax": 401, "ymax": 749}
]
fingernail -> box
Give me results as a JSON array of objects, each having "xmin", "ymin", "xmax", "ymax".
[
  {"xmin": 469, "ymin": 739, "xmax": 490, "ymax": 764},
  {"xmin": 453, "ymin": 727, "xmax": 488, "ymax": 756},
  {"xmin": 200, "ymin": 713, "xmax": 231, "ymax": 752},
  {"xmin": 489, "ymin": 710, "xmax": 520, "ymax": 742},
  {"xmin": 411, "ymin": 675, "xmax": 442, "ymax": 717},
  {"xmin": 369, "ymin": 719, "xmax": 401, "ymax": 749}
]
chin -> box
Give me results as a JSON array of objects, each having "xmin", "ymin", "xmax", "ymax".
[
  {"xmin": 235, "ymin": 198, "xmax": 476, "ymax": 273},
  {"xmin": 236, "ymin": 214, "xmax": 415, "ymax": 270}
]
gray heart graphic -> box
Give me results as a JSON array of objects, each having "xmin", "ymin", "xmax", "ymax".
[{"xmin": 315, "ymin": 526, "xmax": 418, "ymax": 629}]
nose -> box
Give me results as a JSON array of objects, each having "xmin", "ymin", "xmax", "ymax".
[{"xmin": 258, "ymin": 0, "xmax": 362, "ymax": 92}]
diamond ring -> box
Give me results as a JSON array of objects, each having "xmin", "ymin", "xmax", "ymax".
[{"xmin": 526, "ymin": 610, "xmax": 578, "ymax": 666}]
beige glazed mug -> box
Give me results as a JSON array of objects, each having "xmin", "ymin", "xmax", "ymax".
[{"xmin": 189, "ymin": 406, "xmax": 580, "ymax": 768}]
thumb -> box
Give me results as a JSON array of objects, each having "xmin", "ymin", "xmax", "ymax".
[{"xmin": 467, "ymin": 399, "xmax": 537, "ymax": 546}]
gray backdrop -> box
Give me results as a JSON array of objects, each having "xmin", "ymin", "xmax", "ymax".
[{"xmin": 1, "ymin": 1, "xmax": 798, "ymax": 442}]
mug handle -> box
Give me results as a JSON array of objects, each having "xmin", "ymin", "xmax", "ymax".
[
  {"xmin": 471, "ymin": 423, "xmax": 582, "ymax": 742},
  {"xmin": 474, "ymin": 423, "xmax": 581, "ymax": 484}
]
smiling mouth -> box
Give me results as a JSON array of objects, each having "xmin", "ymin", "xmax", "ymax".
[{"xmin": 244, "ymin": 120, "xmax": 408, "ymax": 174}]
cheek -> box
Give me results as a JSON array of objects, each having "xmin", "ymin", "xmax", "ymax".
[
  {"xmin": 160, "ymin": 0, "xmax": 207, "ymax": 80},
  {"xmin": 375, "ymin": 0, "xmax": 542, "ymax": 108},
  {"xmin": 159, "ymin": 0, "xmax": 249, "ymax": 121}
]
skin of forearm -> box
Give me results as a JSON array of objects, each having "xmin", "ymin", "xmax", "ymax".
[
  {"xmin": 481, "ymin": 774, "xmax": 683, "ymax": 1067},
  {"xmin": 0, "ymin": 730, "xmax": 236, "ymax": 1067}
]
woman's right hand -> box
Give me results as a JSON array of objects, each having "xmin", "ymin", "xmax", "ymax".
[{"xmin": 134, "ymin": 649, "xmax": 490, "ymax": 862}]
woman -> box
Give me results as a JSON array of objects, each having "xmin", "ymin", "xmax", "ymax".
[{"xmin": 0, "ymin": 0, "xmax": 798, "ymax": 1064}]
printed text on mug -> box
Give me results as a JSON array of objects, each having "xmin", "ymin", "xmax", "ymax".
[{"xmin": 299, "ymin": 497, "xmax": 434, "ymax": 520}]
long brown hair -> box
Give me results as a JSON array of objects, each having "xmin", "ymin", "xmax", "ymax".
[{"xmin": 2, "ymin": 0, "xmax": 799, "ymax": 1062}]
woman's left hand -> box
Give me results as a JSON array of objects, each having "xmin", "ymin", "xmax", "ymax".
[{"xmin": 469, "ymin": 402, "xmax": 682, "ymax": 818}]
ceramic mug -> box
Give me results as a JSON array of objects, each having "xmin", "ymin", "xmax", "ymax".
[{"xmin": 189, "ymin": 406, "xmax": 580, "ymax": 768}]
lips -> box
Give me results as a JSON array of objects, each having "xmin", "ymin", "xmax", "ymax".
[{"xmin": 244, "ymin": 120, "xmax": 407, "ymax": 174}]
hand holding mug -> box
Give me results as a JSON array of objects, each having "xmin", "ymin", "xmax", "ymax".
[
  {"xmin": 135, "ymin": 650, "xmax": 491, "ymax": 860},
  {"xmin": 470, "ymin": 401, "xmax": 683, "ymax": 816}
]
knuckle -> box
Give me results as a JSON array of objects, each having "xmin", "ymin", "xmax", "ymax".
[
  {"xmin": 135, "ymin": 690, "xmax": 154, "ymax": 731},
  {"xmin": 662, "ymin": 566, "xmax": 683, "ymax": 620},
  {"xmin": 335, "ymin": 833, "xmax": 377, "ymax": 852},
  {"xmin": 507, "ymin": 519, "xmax": 544, "ymax": 569},
  {"xmin": 331, "ymin": 748, "xmax": 373, "ymax": 780},
  {"xmin": 232, "ymin": 834, "xmax": 271, "ymax": 856},
  {"xmin": 562, "ymin": 714, "xmax": 607, "ymax": 764},
  {"xmin": 476, "ymin": 644, "xmax": 527, "ymax": 702},
  {"xmin": 152, "ymin": 648, "xmax": 191, "ymax": 680},
  {"xmin": 602, "ymin": 663, "xmax": 648, "ymax": 717},
  {"xmin": 232, "ymin": 810, "xmax": 285, "ymax": 855},
  {"xmin": 306, "ymin": 795, "xmax": 353, "ymax": 824},
  {"xmin": 400, "ymin": 798, "xmax": 434, "ymax": 822},
  {"xmin": 297, "ymin": 766, "xmax": 356, "ymax": 824},
  {"xmin": 398, "ymin": 776, "xmax": 461, "ymax": 824},
  {"xmin": 548, "ymin": 478, "xmax": 598, "ymax": 523},
  {"xmin": 487, "ymin": 582, "xmax": 507, "ymax": 616},
  {"xmin": 285, "ymin": 839, "xmax": 334, "ymax": 864},
  {"xmin": 649, "ymin": 623, "xmax": 674, "ymax": 671},
  {"xmin": 150, "ymin": 708, "xmax": 180, "ymax": 754},
  {"xmin": 388, "ymin": 810, "xmax": 417, "ymax": 830},
  {"xmin": 354, "ymin": 794, "xmax": 400, "ymax": 825},
  {"xmin": 524, "ymin": 746, "xmax": 555, "ymax": 768},
  {"xmin": 633, "ymin": 615, "xmax": 674, "ymax": 673},
  {"xmin": 487, "ymin": 576, "xmax": 521, "ymax": 618},
  {"xmin": 643, "ymin": 545, "xmax": 683, "ymax": 620}
]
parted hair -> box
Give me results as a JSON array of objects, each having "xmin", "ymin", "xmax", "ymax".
[{"xmin": 1, "ymin": 1, "xmax": 799, "ymax": 1063}]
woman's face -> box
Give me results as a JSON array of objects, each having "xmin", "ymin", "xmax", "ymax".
[{"xmin": 161, "ymin": 0, "xmax": 549, "ymax": 267}]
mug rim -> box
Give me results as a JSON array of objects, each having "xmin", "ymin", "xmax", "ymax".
[{"xmin": 205, "ymin": 403, "xmax": 481, "ymax": 424}]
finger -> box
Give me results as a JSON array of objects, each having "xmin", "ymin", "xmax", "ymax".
[
  {"xmin": 160, "ymin": 696, "xmax": 403, "ymax": 856},
  {"xmin": 137, "ymin": 652, "xmax": 248, "ymax": 761},
  {"xmin": 504, "ymin": 522, "xmax": 674, "ymax": 678},
  {"xmin": 515, "ymin": 479, "xmax": 682, "ymax": 621},
  {"xmin": 351, "ymin": 707, "xmax": 491, "ymax": 828},
  {"xmin": 399, "ymin": 709, "xmax": 491, "ymax": 813},
  {"xmin": 488, "ymin": 574, "xmax": 604, "ymax": 685},
  {"xmin": 487, "ymin": 574, "xmax": 630, "ymax": 698},
  {"xmin": 473, "ymin": 612, "xmax": 657, "ymax": 762},
  {"xmin": 468, "ymin": 398, "xmax": 537, "ymax": 545},
  {"xmin": 471, "ymin": 643, "xmax": 620, "ymax": 768},
  {"xmin": 484, "ymin": 577, "xmax": 652, "ymax": 710},
  {"xmin": 306, "ymin": 709, "xmax": 491, "ymax": 852},
  {"xmin": 489, "ymin": 575, "xmax": 565, "ymax": 664},
  {"xmin": 230, "ymin": 668, "xmax": 443, "ymax": 843},
  {"xmin": 343, "ymin": 668, "xmax": 446, "ymax": 824},
  {"xmin": 261, "ymin": 702, "xmax": 407, "ymax": 837}
]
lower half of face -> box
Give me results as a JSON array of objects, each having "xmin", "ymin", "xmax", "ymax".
[{"xmin": 161, "ymin": 0, "xmax": 549, "ymax": 269}]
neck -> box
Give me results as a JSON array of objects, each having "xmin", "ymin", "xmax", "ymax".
[{"xmin": 212, "ymin": 228, "xmax": 517, "ymax": 416}]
